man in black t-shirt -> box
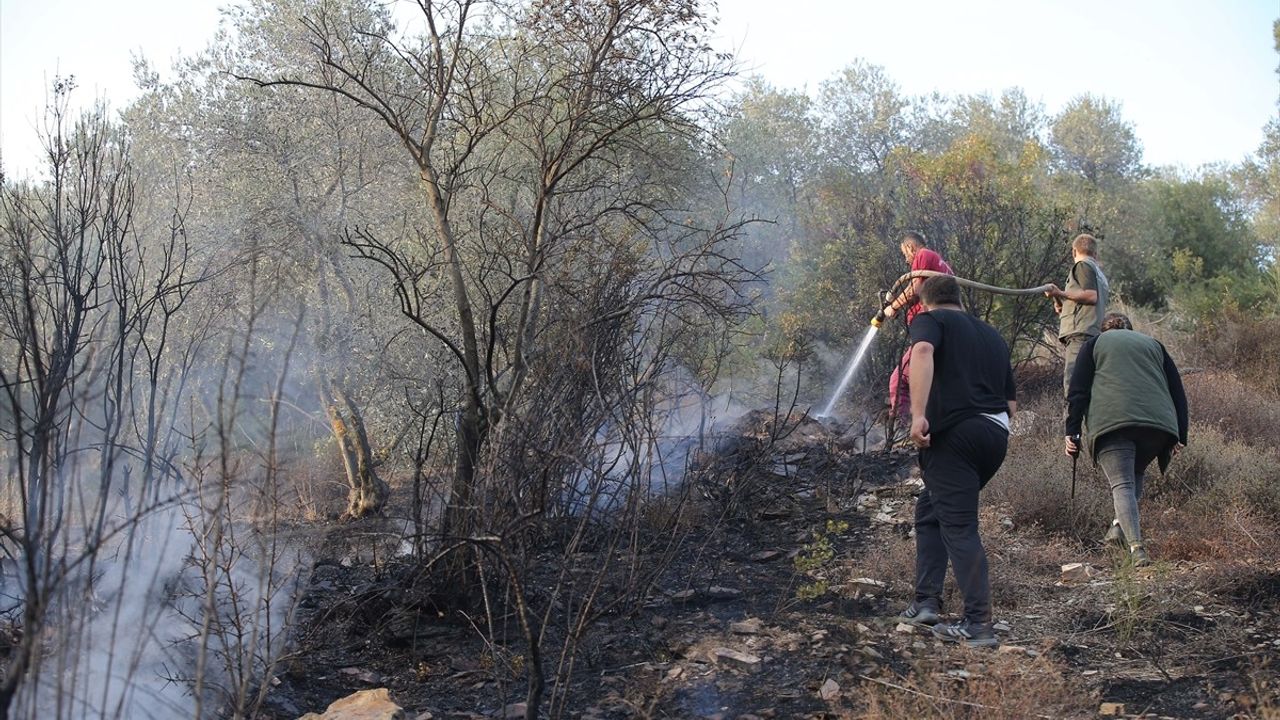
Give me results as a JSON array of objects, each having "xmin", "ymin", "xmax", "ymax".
[{"xmin": 894, "ymin": 275, "xmax": 1017, "ymax": 648}]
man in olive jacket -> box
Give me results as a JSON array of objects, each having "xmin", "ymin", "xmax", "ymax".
[
  {"xmin": 1065, "ymin": 313, "xmax": 1188, "ymax": 566},
  {"xmin": 1046, "ymin": 233, "xmax": 1109, "ymax": 397}
]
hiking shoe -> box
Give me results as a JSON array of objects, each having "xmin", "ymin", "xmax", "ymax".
[
  {"xmin": 895, "ymin": 601, "xmax": 941, "ymax": 627},
  {"xmin": 1129, "ymin": 543, "xmax": 1152, "ymax": 568},
  {"xmin": 1103, "ymin": 519, "xmax": 1124, "ymax": 548},
  {"xmin": 932, "ymin": 618, "xmax": 998, "ymax": 648}
]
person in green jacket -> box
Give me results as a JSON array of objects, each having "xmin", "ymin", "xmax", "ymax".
[{"xmin": 1064, "ymin": 313, "xmax": 1188, "ymax": 567}]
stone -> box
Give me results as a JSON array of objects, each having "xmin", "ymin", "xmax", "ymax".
[
  {"xmin": 992, "ymin": 622, "xmax": 1011, "ymax": 633},
  {"xmin": 997, "ymin": 645, "xmax": 1025, "ymax": 655},
  {"xmin": 858, "ymin": 646, "xmax": 883, "ymax": 660},
  {"xmin": 850, "ymin": 578, "xmax": 887, "ymax": 595},
  {"xmin": 1061, "ymin": 562, "xmax": 1098, "ymax": 582},
  {"xmin": 414, "ymin": 713, "xmax": 434, "ymax": 720},
  {"xmin": 712, "ymin": 647, "xmax": 761, "ymax": 668},
  {"xmin": 894, "ymin": 622, "xmax": 917, "ymax": 634},
  {"xmin": 1099, "ymin": 702, "xmax": 1125, "ymax": 716},
  {"xmin": 818, "ymin": 678, "xmax": 840, "ymax": 701},
  {"xmin": 749, "ymin": 549, "xmax": 782, "ymax": 562},
  {"xmin": 297, "ymin": 688, "xmax": 405, "ymax": 720},
  {"xmin": 730, "ymin": 617, "xmax": 764, "ymax": 635},
  {"xmin": 706, "ymin": 586, "xmax": 743, "ymax": 601},
  {"xmin": 504, "ymin": 703, "xmax": 527, "ymax": 719},
  {"xmin": 338, "ymin": 667, "xmax": 382, "ymax": 685}
]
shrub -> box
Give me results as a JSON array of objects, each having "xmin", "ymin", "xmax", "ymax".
[
  {"xmin": 1182, "ymin": 370, "xmax": 1280, "ymax": 447},
  {"xmin": 987, "ymin": 399, "xmax": 1111, "ymax": 542},
  {"xmin": 1190, "ymin": 316, "xmax": 1280, "ymax": 396},
  {"xmin": 1159, "ymin": 422, "xmax": 1280, "ymax": 522},
  {"xmin": 857, "ymin": 651, "xmax": 1095, "ymax": 719}
]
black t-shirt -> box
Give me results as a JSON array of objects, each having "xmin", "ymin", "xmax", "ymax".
[{"xmin": 909, "ymin": 308, "xmax": 1016, "ymax": 435}]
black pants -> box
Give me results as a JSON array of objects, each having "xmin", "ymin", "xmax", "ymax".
[{"xmin": 914, "ymin": 415, "xmax": 1009, "ymax": 623}]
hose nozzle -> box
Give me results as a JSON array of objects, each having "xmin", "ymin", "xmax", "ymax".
[{"xmin": 871, "ymin": 308, "xmax": 886, "ymax": 328}]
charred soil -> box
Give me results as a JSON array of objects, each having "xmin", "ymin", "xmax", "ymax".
[{"xmin": 263, "ymin": 410, "xmax": 1280, "ymax": 719}]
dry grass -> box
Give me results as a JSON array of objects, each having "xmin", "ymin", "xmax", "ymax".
[
  {"xmin": 987, "ymin": 408, "xmax": 1112, "ymax": 543},
  {"xmin": 1187, "ymin": 316, "xmax": 1280, "ymax": 397},
  {"xmin": 856, "ymin": 651, "xmax": 1095, "ymax": 719},
  {"xmin": 1159, "ymin": 423, "xmax": 1280, "ymax": 522},
  {"xmin": 1182, "ymin": 370, "xmax": 1280, "ymax": 447}
]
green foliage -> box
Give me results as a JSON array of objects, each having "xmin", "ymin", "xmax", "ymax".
[
  {"xmin": 889, "ymin": 135, "xmax": 1066, "ymax": 354},
  {"xmin": 1049, "ymin": 94, "xmax": 1143, "ymax": 191},
  {"xmin": 793, "ymin": 519, "xmax": 849, "ymax": 600},
  {"xmin": 1157, "ymin": 176, "xmax": 1257, "ymax": 278},
  {"xmin": 817, "ymin": 60, "xmax": 909, "ymax": 174}
]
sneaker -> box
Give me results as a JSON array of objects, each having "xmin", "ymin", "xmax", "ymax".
[
  {"xmin": 895, "ymin": 601, "xmax": 941, "ymax": 627},
  {"xmin": 932, "ymin": 618, "xmax": 998, "ymax": 648},
  {"xmin": 1103, "ymin": 520, "xmax": 1124, "ymax": 548},
  {"xmin": 1129, "ymin": 543, "xmax": 1152, "ymax": 568}
]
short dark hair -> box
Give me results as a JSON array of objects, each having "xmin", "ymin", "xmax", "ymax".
[
  {"xmin": 901, "ymin": 231, "xmax": 928, "ymax": 248},
  {"xmin": 919, "ymin": 275, "xmax": 961, "ymax": 307},
  {"xmin": 1101, "ymin": 312, "xmax": 1133, "ymax": 332}
]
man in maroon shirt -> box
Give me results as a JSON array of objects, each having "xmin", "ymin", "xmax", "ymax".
[{"xmin": 882, "ymin": 232, "xmax": 954, "ymax": 418}]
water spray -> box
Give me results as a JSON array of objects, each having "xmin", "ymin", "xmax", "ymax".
[{"xmin": 817, "ymin": 270, "xmax": 1055, "ymax": 418}]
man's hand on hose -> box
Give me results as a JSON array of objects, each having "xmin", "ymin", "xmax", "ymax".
[
  {"xmin": 1045, "ymin": 283, "xmax": 1065, "ymax": 312},
  {"xmin": 882, "ymin": 304, "xmax": 896, "ymax": 319},
  {"xmin": 1064, "ymin": 435, "xmax": 1080, "ymax": 457},
  {"xmin": 911, "ymin": 416, "xmax": 931, "ymax": 448}
]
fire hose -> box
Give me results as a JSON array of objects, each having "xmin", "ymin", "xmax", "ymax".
[{"xmin": 870, "ymin": 270, "xmax": 1056, "ymax": 327}]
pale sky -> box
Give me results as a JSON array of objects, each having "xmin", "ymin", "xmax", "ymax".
[{"xmin": 1, "ymin": 0, "xmax": 1277, "ymax": 179}]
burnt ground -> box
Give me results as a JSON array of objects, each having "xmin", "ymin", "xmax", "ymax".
[{"xmin": 259, "ymin": 411, "xmax": 1280, "ymax": 720}]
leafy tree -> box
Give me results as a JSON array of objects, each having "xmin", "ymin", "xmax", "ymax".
[
  {"xmin": 719, "ymin": 77, "xmax": 815, "ymax": 274},
  {"xmin": 890, "ymin": 135, "xmax": 1065, "ymax": 355},
  {"xmin": 817, "ymin": 59, "xmax": 910, "ymax": 174},
  {"xmin": 1049, "ymin": 93, "xmax": 1143, "ymax": 192},
  {"xmin": 125, "ymin": 0, "xmax": 423, "ymax": 519}
]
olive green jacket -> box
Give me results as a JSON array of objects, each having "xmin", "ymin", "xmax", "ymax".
[
  {"xmin": 1065, "ymin": 329, "xmax": 1189, "ymax": 470},
  {"xmin": 1058, "ymin": 257, "xmax": 1109, "ymax": 340}
]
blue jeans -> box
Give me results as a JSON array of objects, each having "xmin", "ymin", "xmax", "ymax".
[{"xmin": 1094, "ymin": 427, "xmax": 1170, "ymax": 547}]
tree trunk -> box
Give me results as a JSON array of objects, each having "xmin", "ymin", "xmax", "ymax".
[
  {"xmin": 439, "ymin": 398, "xmax": 486, "ymax": 597},
  {"xmin": 324, "ymin": 385, "xmax": 389, "ymax": 520}
]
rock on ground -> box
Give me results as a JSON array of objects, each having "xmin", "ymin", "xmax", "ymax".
[{"xmin": 297, "ymin": 688, "xmax": 406, "ymax": 720}]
